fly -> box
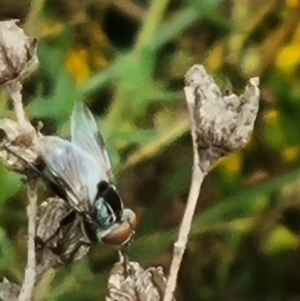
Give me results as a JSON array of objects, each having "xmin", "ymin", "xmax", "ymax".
[{"xmin": 39, "ymin": 102, "xmax": 136, "ymax": 246}]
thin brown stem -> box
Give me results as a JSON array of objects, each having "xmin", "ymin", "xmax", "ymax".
[
  {"xmin": 5, "ymin": 83, "xmax": 28, "ymax": 129},
  {"xmin": 163, "ymin": 162, "xmax": 206, "ymax": 301},
  {"xmin": 18, "ymin": 177, "xmax": 38, "ymax": 301}
]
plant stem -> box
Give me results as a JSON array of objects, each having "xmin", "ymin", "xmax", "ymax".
[
  {"xmin": 18, "ymin": 177, "xmax": 37, "ymax": 301},
  {"xmin": 163, "ymin": 163, "xmax": 206, "ymax": 301}
]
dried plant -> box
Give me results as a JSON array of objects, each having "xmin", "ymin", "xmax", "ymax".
[
  {"xmin": 0, "ymin": 19, "xmax": 260, "ymax": 301},
  {"xmin": 0, "ymin": 278, "xmax": 20, "ymax": 301},
  {"xmin": 0, "ymin": 20, "xmax": 37, "ymax": 86},
  {"xmin": 163, "ymin": 65, "xmax": 260, "ymax": 301},
  {"xmin": 106, "ymin": 256, "xmax": 173, "ymax": 301},
  {"xmin": 0, "ymin": 20, "xmax": 90, "ymax": 301},
  {"xmin": 0, "ymin": 19, "xmax": 170, "ymax": 301},
  {"xmin": 35, "ymin": 198, "xmax": 90, "ymax": 280}
]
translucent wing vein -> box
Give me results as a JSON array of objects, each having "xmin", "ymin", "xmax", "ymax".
[
  {"xmin": 71, "ymin": 102, "xmax": 113, "ymax": 182},
  {"xmin": 40, "ymin": 136, "xmax": 104, "ymax": 211}
]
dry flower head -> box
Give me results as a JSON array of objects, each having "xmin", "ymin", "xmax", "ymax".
[
  {"xmin": 184, "ymin": 65, "xmax": 260, "ymax": 171},
  {"xmin": 0, "ymin": 20, "xmax": 38, "ymax": 87},
  {"xmin": 106, "ymin": 259, "xmax": 172, "ymax": 301}
]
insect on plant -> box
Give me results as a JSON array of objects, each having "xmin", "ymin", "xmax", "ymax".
[{"xmin": 39, "ymin": 102, "xmax": 137, "ymax": 247}]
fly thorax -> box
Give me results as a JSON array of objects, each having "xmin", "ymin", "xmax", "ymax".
[
  {"xmin": 93, "ymin": 181, "xmax": 124, "ymax": 227},
  {"xmin": 93, "ymin": 198, "xmax": 116, "ymax": 228},
  {"xmin": 95, "ymin": 182, "xmax": 123, "ymax": 219}
]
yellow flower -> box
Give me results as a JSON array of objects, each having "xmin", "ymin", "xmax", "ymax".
[
  {"xmin": 263, "ymin": 110, "xmax": 279, "ymax": 125},
  {"xmin": 217, "ymin": 153, "xmax": 242, "ymax": 176},
  {"xmin": 282, "ymin": 146, "xmax": 300, "ymax": 163},
  {"xmin": 66, "ymin": 49, "xmax": 90, "ymax": 86},
  {"xmin": 276, "ymin": 43, "xmax": 300, "ymax": 74}
]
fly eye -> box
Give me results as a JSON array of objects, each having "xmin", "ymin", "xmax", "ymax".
[{"xmin": 100, "ymin": 222, "xmax": 133, "ymax": 246}]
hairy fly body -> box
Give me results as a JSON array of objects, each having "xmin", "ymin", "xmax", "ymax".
[{"xmin": 39, "ymin": 103, "xmax": 136, "ymax": 247}]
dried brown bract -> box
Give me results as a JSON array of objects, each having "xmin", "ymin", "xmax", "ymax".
[
  {"xmin": 0, "ymin": 278, "xmax": 20, "ymax": 301},
  {"xmin": 163, "ymin": 65, "xmax": 260, "ymax": 301},
  {"xmin": 0, "ymin": 20, "xmax": 38, "ymax": 87},
  {"xmin": 0, "ymin": 21, "xmax": 106, "ymax": 297},
  {"xmin": 35, "ymin": 198, "xmax": 90, "ymax": 280},
  {"xmin": 0, "ymin": 118, "xmax": 40, "ymax": 174},
  {"xmin": 184, "ymin": 65, "xmax": 260, "ymax": 171},
  {"xmin": 106, "ymin": 259, "xmax": 171, "ymax": 301},
  {"xmin": 0, "ymin": 20, "xmax": 40, "ymax": 175}
]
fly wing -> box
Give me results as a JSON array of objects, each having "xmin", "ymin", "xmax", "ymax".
[
  {"xmin": 40, "ymin": 136, "xmax": 106, "ymax": 212},
  {"xmin": 71, "ymin": 102, "xmax": 114, "ymax": 183}
]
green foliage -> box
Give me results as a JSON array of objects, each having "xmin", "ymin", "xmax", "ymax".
[{"xmin": 1, "ymin": 0, "xmax": 300, "ymax": 300}]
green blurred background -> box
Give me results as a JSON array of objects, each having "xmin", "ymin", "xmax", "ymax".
[{"xmin": 1, "ymin": 0, "xmax": 300, "ymax": 300}]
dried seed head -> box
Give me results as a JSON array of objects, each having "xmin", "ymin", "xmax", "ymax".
[
  {"xmin": 0, "ymin": 20, "xmax": 38, "ymax": 86},
  {"xmin": 0, "ymin": 118, "xmax": 40, "ymax": 174},
  {"xmin": 0, "ymin": 278, "xmax": 20, "ymax": 301},
  {"xmin": 184, "ymin": 65, "xmax": 260, "ymax": 171},
  {"xmin": 106, "ymin": 260, "xmax": 172, "ymax": 301},
  {"xmin": 36, "ymin": 198, "xmax": 90, "ymax": 278},
  {"xmin": 36, "ymin": 198, "xmax": 71, "ymax": 243},
  {"xmin": 0, "ymin": 107, "xmax": 39, "ymax": 176}
]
